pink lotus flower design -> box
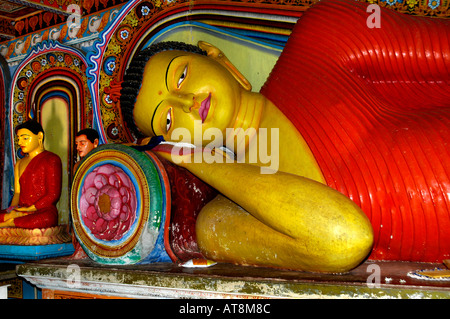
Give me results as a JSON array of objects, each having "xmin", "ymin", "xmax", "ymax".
[{"xmin": 79, "ymin": 164, "xmax": 137, "ymax": 241}]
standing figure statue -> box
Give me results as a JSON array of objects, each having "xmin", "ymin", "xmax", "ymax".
[{"xmin": 0, "ymin": 120, "xmax": 62, "ymax": 229}]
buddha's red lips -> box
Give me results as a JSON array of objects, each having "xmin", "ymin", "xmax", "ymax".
[{"xmin": 199, "ymin": 94, "xmax": 211, "ymax": 123}]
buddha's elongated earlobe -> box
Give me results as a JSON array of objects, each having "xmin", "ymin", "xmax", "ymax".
[
  {"xmin": 38, "ymin": 132, "xmax": 44, "ymax": 149},
  {"xmin": 198, "ymin": 41, "xmax": 252, "ymax": 91}
]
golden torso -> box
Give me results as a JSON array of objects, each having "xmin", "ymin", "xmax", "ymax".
[
  {"xmin": 17, "ymin": 156, "xmax": 32, "ymax": 178},
  {"xmin": 235, "ymin": 90, "xmax": 325, "ymax": 183},
  {"xmin": 10, "ymin": 128, "xmax": 44, "ymax": 209},
  {"xmin": 16, "ymin": 127, "xmax": 45, "ymax": 180}
]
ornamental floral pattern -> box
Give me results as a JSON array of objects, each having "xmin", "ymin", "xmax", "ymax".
[
  {"xmin": 79, "ymin": 164, "xmax": 137, "ymax": 241},
  {"xmin": 366, "ymin": 0, "xmax": 448, "ymax": 15}
]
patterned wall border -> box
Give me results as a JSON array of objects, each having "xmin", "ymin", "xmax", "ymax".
[{"xmin": 0, "ymin": 6, "xmax": 121, "ymax": 63}]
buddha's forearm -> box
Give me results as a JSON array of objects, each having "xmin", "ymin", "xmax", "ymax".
[
  {"xmin": 154, "ymin": 147, "xmax": 373, "ymax": 264},
  {"xmin": 181, "ymin": 159, "xmax": 372, "ymax": 242},
  {"xmin": 15, "ymin": 205, "xmax": 37, "ymax": 212}
]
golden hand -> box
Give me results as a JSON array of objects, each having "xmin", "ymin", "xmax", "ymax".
[
  {"xmin": 14, "ymin": 205, "xmax": 36, "ymax": 212},
  {"xmin": 3, "ymin": 210, "xmax": 29, "ymax": 221}
]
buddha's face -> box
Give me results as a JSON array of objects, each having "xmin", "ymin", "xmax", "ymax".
[
  {"xmin": 17, "ymin": 128, "xmax": 42, "ymax": 155},
  {"xmin": 133, "ymin": 50, "xmax": 242, "ymax": 145}
]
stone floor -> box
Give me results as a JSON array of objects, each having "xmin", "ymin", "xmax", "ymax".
[{"xmin": 16, "ymin": 257, "xmax": 450, "ymax": 299}]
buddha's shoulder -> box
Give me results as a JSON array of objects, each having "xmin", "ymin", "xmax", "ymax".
[{"xmin": 41, "ymin": 150, "xmax": 62, "ymax": 163}]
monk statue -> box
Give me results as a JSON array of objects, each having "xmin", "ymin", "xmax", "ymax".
[
  {"xmin": 0, "ymin": 120, "xmax": 62, "ymax": 229},
  {"xmin": 119, "ymin": 0, "xmax": 449, "ymax": 272}
]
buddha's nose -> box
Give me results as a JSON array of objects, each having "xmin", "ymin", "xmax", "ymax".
[{"xmin": 172, "ymin": 93, "xmax": 195, "ymax": 113}]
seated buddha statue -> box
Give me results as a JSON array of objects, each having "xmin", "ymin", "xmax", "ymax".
[
  {"xmin": 119, "ymin": 0, "xmax": 449, "ymax": 272},
  {"xmin": 0, "ymin": 120, "xmax": 62, "ymax": 229}
]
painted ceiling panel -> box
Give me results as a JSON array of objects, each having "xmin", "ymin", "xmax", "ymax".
[{"xmin": 0, "ymin": 0, "xmax": 127, "ymax": 42}]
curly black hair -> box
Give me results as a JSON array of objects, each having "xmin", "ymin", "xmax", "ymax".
[
  {"xmin": 120, "ymin": 41, "xmax": 206, "ymax": 139},
  {"xmin": 15, "ymin": 119, "xmax": 45, "ymax": 143},
  {"xmin": 15, "ymin": 119, "xmax": 44, "ymax": 136},
  {"xmin": 76, "ymin": 128, "xmax": 99, "ymax": 144}
]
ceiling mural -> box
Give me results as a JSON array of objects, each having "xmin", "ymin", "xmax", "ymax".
[{"xmin": 0, "ymin": 0, "xmax": 128, "ymax": 43}]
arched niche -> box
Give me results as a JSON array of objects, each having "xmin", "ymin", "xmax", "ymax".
[{"xmin": 6, "ymin": 41, "xmax": 91, "ymax": 224}]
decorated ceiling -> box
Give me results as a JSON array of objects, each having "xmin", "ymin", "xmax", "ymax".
[{"xmin": 0, "ymin": 0, "xmax": 127, "ymax": 43}]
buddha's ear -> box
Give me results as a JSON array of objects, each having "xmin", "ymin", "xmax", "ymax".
[
  {"xmin": 38, "ymin": 132, "xmax": 44, "ymax": 147},
  {"xmin": 198, "ymin": 41, "xmax": 252, "ymax": 91}
]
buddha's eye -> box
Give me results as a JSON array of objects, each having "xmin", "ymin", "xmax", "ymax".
[
  {"xmin": 165, "ymin": 108, "xmax": 172, "ymax": 132},
  {"xmin": 177, "ymin": 65, "xmax": 188, "ymax": 88}
]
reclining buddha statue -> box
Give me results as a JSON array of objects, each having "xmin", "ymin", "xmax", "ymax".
[{"xmin": 118, "ymin": 0, "xmax": 449, "ymax": 272}]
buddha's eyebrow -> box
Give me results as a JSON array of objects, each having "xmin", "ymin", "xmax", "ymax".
[
  {"xmin": 152, "ymin": 54, "xmax": 186, "ymax": 135},
  {"xmin": 150, "ymin": 56, "xmax": 179, "ymax": 137},
  {"xmin": 165, "ymin": 55, "xmax": 185, "ymax": 91},
  {"xmin": 151, "ymin": 100, "xmax": 164, "ymax": 136}
]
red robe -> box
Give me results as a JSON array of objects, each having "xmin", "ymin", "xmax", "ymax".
[
  {"xmin": 261, "ymin": 0, "xmax": 450, "ymax": 262},
  {"xmin": 0, "ymin": 151, "xmax": 62, "ymax": 229}
]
